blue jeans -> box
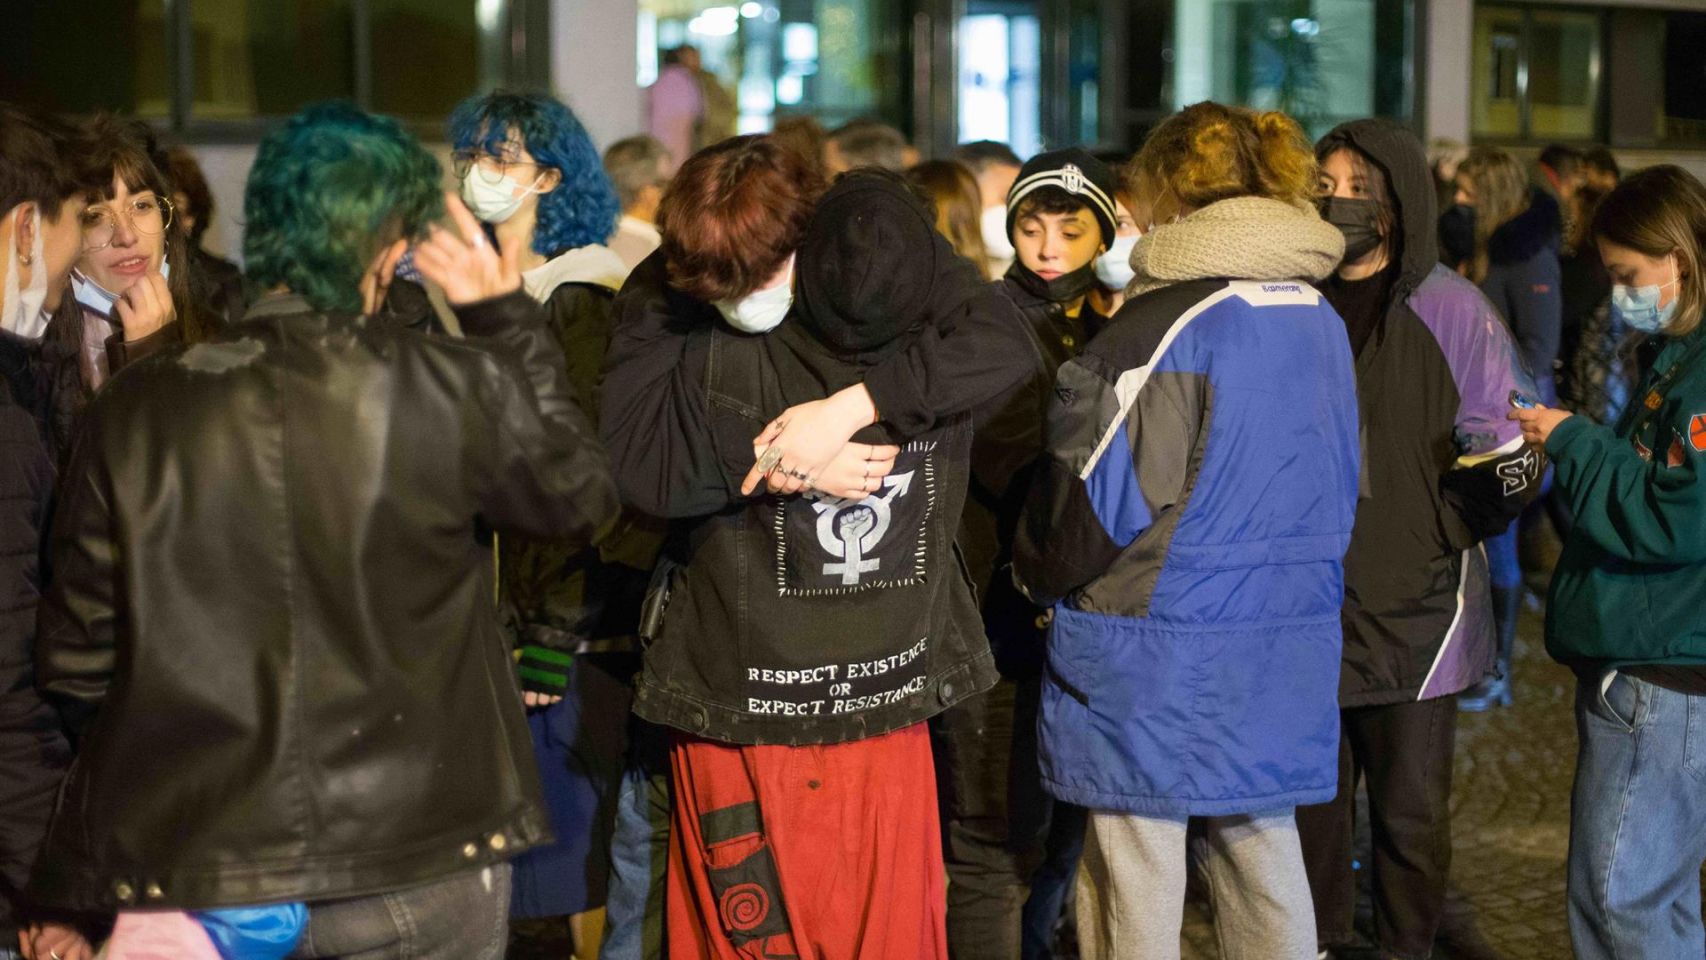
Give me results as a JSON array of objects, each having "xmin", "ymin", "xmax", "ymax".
[
  {"xmin": 598, "ymin": 719, "xmax": 671, "ymax": 960},
  {"xmin": 1022, "ymin": 801, "xmax": 1087, "ymax": 959},
  {"xmin": 1568, "ymin": 669, "xmax": 1706, "ymax": 959}
]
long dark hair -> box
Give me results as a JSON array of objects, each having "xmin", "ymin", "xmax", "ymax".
[{"xmin": 51, "ymin": 115, "xmax": 204, "ymax": 347}]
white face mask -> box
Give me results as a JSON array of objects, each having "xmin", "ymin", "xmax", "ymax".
[
  {"xmin": 714, "ymin": 257, "xmax": 794, "ymax": 334},
  {"xmin": 981, "ymin": 205, "xmax": 1015, "ymax": 261},
  {"xmin": 1095, "ymin": 232, "xmax": 1141, "ymax": 290},
  {"xmin": 461, "ymin": 169, "xmax": 543, "ymax": 224},
  {"xmin": 3, "ymin": 206, "xmax": 50, "ymax": 340},
  {"xmin": 71, "ymin": 254, "xmax": 170, "ymax": 318}
]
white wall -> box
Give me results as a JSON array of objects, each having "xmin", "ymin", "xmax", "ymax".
[
  {"xmin": 187, "ymin": 144, "xmax": 258, "ymax": 264},
  {"xmin": 1425, "ymin": 0, "xmax": 1473, "ymax": 144},
  {"xmin": 550, "ymin": 0, "xmax": 644, "ymax": 151}
]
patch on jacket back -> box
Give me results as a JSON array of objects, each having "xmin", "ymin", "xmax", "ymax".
[{"xmin": 773, "ymin": 440, "xmax": 936, "ymax": 595}]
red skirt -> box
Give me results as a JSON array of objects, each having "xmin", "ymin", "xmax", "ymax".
[{"xmin": 666, "ymin": 723, "xmax": 948, "ymax": 960}]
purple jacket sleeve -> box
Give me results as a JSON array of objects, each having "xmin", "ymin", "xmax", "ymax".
[{"xmin": 1411, "ymin": 267, "xmax": 1546, "ymax": 548}]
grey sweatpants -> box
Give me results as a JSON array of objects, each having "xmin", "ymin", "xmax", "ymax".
[{"xmin": 1076, "ymin": 808, "xmax": 1317, "ymax": 960}]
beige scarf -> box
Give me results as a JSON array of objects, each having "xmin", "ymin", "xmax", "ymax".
[{"xmin": 1126, "ymin": 196, "xmax": 1346, "ymax": 298}]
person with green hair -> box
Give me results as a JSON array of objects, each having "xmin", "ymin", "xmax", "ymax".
[{"xmin": 27, "ymin": 101, "xmax": 619, "ymax": 960}]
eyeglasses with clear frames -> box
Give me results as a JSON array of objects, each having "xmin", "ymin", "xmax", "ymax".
[
  {"xmin": 81, "ymin": 194, "xmax": 174, "ymax": 252},
  {"xmin": 451, "ymin": 150, "xmax": 545, "ymax": 186}
]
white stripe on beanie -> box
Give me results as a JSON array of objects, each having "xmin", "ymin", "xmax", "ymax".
[{"xmin": 1007, "ymin": 164, "xmax": 1117, "ymax": 226}]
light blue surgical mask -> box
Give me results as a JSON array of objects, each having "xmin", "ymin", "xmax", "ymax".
[
  {"xmin": 1095, "ymin": 233, "xmax": 1140, "ymax": 290},
  {"xmin": 71, "ymin": 255, "xmax": 171, "ymax": 318},
  {"xmin": 1611, "ymin": 261, "xmax": 1680, "ymax": 334},
  {"xmin": 714, "ymin": 257, "xmax": 794, "ymax": 334}
]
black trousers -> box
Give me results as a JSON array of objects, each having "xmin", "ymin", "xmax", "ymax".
[
  {"xmin": 932, "ymin": 677, "xmax": 1054, "ymax": 960},
  {"xmin": 1295, "ymin": 696, "xmax": 1458, "ymax": 960}
]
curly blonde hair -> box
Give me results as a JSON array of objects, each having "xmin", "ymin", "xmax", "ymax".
[{"xmin": 1128, "ymin": 102, "xmax": 1318, "ymax": 222}]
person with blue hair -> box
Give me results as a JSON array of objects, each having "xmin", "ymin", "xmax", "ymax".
[
  {"xmin": 449, "ymin": 91, "xmax": 657, "ymax": 958},
  {"xmin": 27, "ymin": 100, "xmax": 619, "ymax": 960}
]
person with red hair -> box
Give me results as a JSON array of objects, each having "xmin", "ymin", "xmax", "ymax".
[{"xmin": 600, "ymin": 135, "xmax": 1031, "ymax": 958}]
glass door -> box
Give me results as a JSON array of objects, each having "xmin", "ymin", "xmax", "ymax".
[{"xmin": 957, "ymin": 0, "xmax": 1043, "ymax": 157}]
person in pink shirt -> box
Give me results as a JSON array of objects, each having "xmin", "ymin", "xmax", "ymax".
[{"xmin": 647, "ymin": 47, "xmax": 704, "ymax": 167}]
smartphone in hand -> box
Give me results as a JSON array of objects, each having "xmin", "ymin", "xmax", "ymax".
[{"xmin": 1509, "ymin": 390, "xmax": 1539, "ymax": 410}]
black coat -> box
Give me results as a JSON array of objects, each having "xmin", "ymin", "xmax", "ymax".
[
  {"xmin": 0, "ymin": 332, "xmax": 67, "ymax": 940},
  {"xmin": 187, "ymin": 245, "xmax": 248, "ymax": 330},
  {"xmin": 1317, "ymin": 120, "xmax": 1543, "ymax": 705},
  {"xmin": 1482, "ymin": 190, "xmax": 1564, "ymax": 403},
  {"xmin": 0, "ymin": 323, "xmax": 182, "ymax": 936},
  {"xmin": 600, "ymin": 252, "xmax": 1031, "ymax": 745},
  {"xmin": 957, "ymin": 279, "xmax": 1099, "ymax": 678},
  {"xmin": 30, "ymin": 291, "xmax": 620, "ymax": 911},
  {"xmin": 500, "ymin": 279, "xmax": 662, "ymax": 680}
]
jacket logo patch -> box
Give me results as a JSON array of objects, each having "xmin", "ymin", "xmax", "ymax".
[
  {"xmin": 1691, "ymin": 414, "xmax": 1706, "ymax": 452},
  {"xmin": 1670, "ymin": 436, "xmax": 1687, "ymax": 468},
  {"xmin": 814, "ymin": 472, "xmax": 912, "ymax": 585},
  {"xmin": 1634, "ymin": 436, "xmax": 1653, "ymax": 462},
  {"xmin": 1497, "ymin": 447, "xmax": 1540, "ymax": 496},
  {"xmin": 775, "ymin": 441, "xmax": 935, "ymax": 596}
]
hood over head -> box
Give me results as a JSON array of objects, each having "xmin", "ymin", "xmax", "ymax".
[
  {"xmin": 795, "ymin": 168, "xmax": 979, "ymax": 357},
  {"xmin": 1316, "ymin": 118, "xmax": 1438, "ymax": 293}
]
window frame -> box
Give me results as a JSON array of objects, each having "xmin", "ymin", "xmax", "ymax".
[
  {"xmin": 155, "ymin": 0, "xmax": 545, "ymax": 144},
  {"xmin": 1470, "ymin": 1, "xmax": 1607, "ymax": 147}
]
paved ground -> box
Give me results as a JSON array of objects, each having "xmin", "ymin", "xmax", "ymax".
[
  {"xmin": 514, "ymin": 614, "xmax": 1587, "ymax": 960},
  {"xmin": 1180, "ymin": 607, "xmax": 1577, "ymax": 959}
]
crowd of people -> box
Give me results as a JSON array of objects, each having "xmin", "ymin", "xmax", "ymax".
[{"xmin": 0, "ymin": 81, "xmax": 1702, "ymax": 960}]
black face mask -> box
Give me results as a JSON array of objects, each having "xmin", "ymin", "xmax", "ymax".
[
  {"xmin": 1321, "ymin": 197, "xmax": 1385, "ymax": 264},
  {"xmin": 1010, "ymin": 260, "xmax": 1102, "ymax": 304}
]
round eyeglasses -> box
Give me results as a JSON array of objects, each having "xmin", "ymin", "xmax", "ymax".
[
  {"xmin": 81, "ymin": 194, "xmax": 174, "ymax": 252},
  {"xmin": 452, "ymin": 150, "xmax": 545, "ymax": 186}
]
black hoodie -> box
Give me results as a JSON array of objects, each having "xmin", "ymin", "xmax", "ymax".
[
  {"xmin": 1315, "ymin": 120, "xmax": 1544, "ymax": 706},
  {"xmin": 1482, "ymin": 188, "xmax": 1564, "ymax": 404}
]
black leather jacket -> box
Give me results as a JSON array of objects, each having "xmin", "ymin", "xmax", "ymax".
[{"xmin": 30, "ymin": 290, "xmax": 620, "ymax": 912}]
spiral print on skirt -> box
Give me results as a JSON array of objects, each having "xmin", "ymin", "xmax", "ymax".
[
  {"xmin": 719, "ymin": 881, "xmax": 773, "ymax": 935},
  {"xmin": 700, "ymin": 804, "xmax": 793, "ymax": 948}
]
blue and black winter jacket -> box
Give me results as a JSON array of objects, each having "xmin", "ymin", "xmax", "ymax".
[{"xmin": 1014, "ymin": 277, "xmax": 1360, "ymax": 816}]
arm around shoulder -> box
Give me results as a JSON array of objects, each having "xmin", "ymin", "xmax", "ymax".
[{"xmin": 599, "ymin": 253, "xmax": 738, "ymax": 518}]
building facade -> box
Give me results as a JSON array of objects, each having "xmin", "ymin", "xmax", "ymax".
[{"xmin": 6, "ymin": 0, "xmax": 1702, "ymax": 262}]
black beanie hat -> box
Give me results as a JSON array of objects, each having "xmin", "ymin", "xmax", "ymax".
[
  {"xmin": 795, "ymin": 169, "xmax": 947, "ymax": 355},
  {"xmin": 1005, "ymin": 147, "xmax": 1119, "ymax": 247}
]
